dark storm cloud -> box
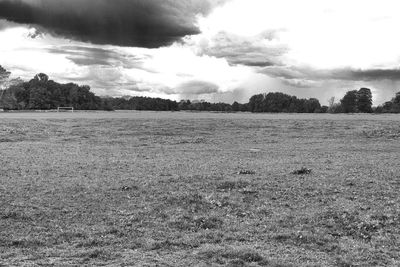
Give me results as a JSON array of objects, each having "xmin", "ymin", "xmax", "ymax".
[
  {"xmin": 198, "ymin": 31, "xmax": 287, "ymax": 67},
  {"xmin": 261, "ymin": 66, "xmax": 400, "ymax": 82},
  {"xmin": 175, "ymin": 80, "xmax": 219, "ymax": 95},
  {"xmin": 0, "ymin": 0, "xmax": 224, "ymax": 48}
]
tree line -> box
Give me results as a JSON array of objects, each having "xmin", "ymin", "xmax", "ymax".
[{"xmin": 1, "ymin": 66, "xmax": 400, "ymax": 113}]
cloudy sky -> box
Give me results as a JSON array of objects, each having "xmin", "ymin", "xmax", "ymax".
[{"xmin": 1, "ymin": 0, "xmax": 400, "ymax": 104}]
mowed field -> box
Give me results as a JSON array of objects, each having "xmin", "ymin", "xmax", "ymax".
[{"xmin": 1, "ymin": 111, "xmax": 400, "ymax": 266}]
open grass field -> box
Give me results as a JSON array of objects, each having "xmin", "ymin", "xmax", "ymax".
[{"xmin": 1, "ymin": 111, "xmax": 400, "ymax": 266}]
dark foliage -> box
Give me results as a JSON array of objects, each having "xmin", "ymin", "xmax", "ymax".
[
  {"xmin": 0, "ymin": 73, "xmax": 102, "ymax": 110},
  {"xmin": 357, "ymin": 88, "xmax": 373, "ymax": 113},
  {"xmin": 339, "ymin": 88, "xmax": 373, "ymax": 113},
  {"xmin": 248, "ymin": 92, "xmax": 322, "ymax": 113},
  {"xmin": 178, "ymin": 100, "xmax": 235, "ymax": 112},
  {"xmin": 340, "ymin": 90, "xmax": 358, "ymax": 113},
  {"xmin": 103, "ymin": 96, "xmax": 179, "ymax": 111},
  {"xmin": 375, "ymin": 92, "xmax": 400, "ymax": 113},
  {"xmin": 16, "ymin": 77, "xmax": 101, "ymax": 110}
]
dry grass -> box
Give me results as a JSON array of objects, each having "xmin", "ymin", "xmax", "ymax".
[{"xmin": 0, "ymin": 111, "xmax": 400, "ymax": 266}]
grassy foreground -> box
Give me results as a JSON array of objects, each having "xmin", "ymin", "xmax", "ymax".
[{"xmin": 1, "ymin": 112, "xmax": 400, "ymax": 266}]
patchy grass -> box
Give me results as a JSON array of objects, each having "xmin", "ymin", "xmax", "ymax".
[
  {"xmin": 1, "ymin": 112, "xmax": 400, "ymax": 266},
  {"xmin": 197, "ymin": 245, "xmax": 267, "ymax": 265}
]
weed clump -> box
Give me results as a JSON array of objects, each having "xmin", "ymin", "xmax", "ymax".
[
  {"xmin": 194, "ymin": 216, "xmax": 224, "ymax": 230},
  {"xmin": 120, "ymin": 185, "xmax": 138, "ymax": 191},
  {"xmin": 291, "ymin": 167, "xmax": 312, "ymax": 175}
]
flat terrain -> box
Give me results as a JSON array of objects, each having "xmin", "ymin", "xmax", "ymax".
[{"xmin": 1, "ymin": 111, "xmax": 400, "ymax": 266}]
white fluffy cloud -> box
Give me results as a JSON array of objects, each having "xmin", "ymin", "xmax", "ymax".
[
  {"xmin": 197, "ymin": 0, "xmax": 400, "ymax": 69},
  {"xmin": 190, "ymin": 0, "xmax": 400, "ymax": 103}
]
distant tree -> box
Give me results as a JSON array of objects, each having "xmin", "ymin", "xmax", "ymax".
[
  {"xmin": 327, "ymin": 96, "xmax": 337, "ymax": 113},
  {"xmin": 264, "ymin": 92, "xmax": 292, "ymax": 112},
  {"xmin": 0, "ymin": 67, "xmax": 25, "ymax": 109},
  {"xmin": 329, "ymin": 103, "xmax": 343, "ymax": 113},
  {"xmin": 340, "ymin": 90, "xmax": 358, "ymax": 113},
  {"xmin": 178, "ymin": 100, "xmax": 191, "ymax": 110},
  {"xmin": 248, "ymin": 94, "xmax": 265, "ymax": 112},
  {"xmin": 232, "ymin": 101, "xmax": 240, "ymax": 112},
  {"xmin": 247, "ymin": 92, "xmax": 322, "ymax": 113},
  {"xmin": 375, "ymin": 92, "xmax": 400, "ymax": 113},
  {"xmin": 328, "ymin": 97, "xmax": 335, "ymax": 108},
  {"xmin": 394, "ymin": 92, "xmax": 400, "ymax": 102},
  {"xmin": 357, "ymin": 88, "xmax": 373, "ymax": 113},
  {"xmin": 0, "ymin": 65, "xmax": 11, "ymax": 90},
  {"xmin": 34, "ymin": 73, "xmax": 49, "ymax": 83},
  {"xmin": 319, "ymin": 105, "xmax": 329, "ymax": 113},
  {"xmin": 305, "ymin": 98, "xmax": 321, "ymax": 113},
  {"xmin": 392, "ymin": 92, "xmax": 400, "ymax": 113}
]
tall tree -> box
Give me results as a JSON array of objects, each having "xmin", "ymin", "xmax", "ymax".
[
  {"xmin": 340, "ymin": 90, "xmax": 358, "ymax": 113},
  {"xmin": 392, "ymin": 92, "xmax": 400, "ymax": 113},
  {"xmin": 328, "ymin": 97, "xmax": 335, "ymax": 108},
  {"xmin": 248, "ymin": 94, "xmax": 265, "ymax": 112},
  {"xmin": 305, "ymin": 98, "xmax": 322, "ymax": 113},
  {"xmin": 357, "ymin": 88, "xmax": 373, "ymax": 113}
]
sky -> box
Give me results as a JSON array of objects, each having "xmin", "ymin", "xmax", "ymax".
[{"xmin": 1, "ymin": 0, "xmax": 400, "ymax": 105}]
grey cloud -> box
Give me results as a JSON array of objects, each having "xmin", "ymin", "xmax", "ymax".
[
  {"xmin": 261, "ymin": 66, "xmax": 400, "ymax": 82},
  {"xmin": 0, "ymin": 19, "xmax": 10, "ymax": 30},
  {"xmin": 61, "ymin": 66, "xmax": 174, "ymax": 97},
  {"xmin": 198, "ymin": 31, "xmax": 288, "ymax": 67},
  {"xmin": 281, "ymin": 79, "xmax": 319, "ymax": 89},
  {"xmin": 0, "ymin": 18, "xmax": 19, "ymax": 30},
  {"xmin": 47, "ymin": 45, "xmax": 148, "ymax": 68},
  {"xmin": 337, "ymin": 68, "xmax": 400, "ymax": 81},
  {"xmin": 65, "ymin": 57, "xmax": 111, "ymax": 67},
  {"xmin": 175, "ymin": 80, "xmax": 219, "ymax": 95},
  {"xmin": 212, "ymin": 87, "xmax": 248, "ymax": 104},
  {"xmin": 0, "ymin": 0, "xmax": 225, "ymax": 48}
]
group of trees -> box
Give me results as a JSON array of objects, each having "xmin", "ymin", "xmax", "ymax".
[
  {"xmin": 101, "ymin": 96, "xmax": 179, "ymax": 111},
  {"xmin": 178, "ymin": 100, "xmax": 239, "ymax": 112},
  {"xmin": 375, "ymin": 92, "xmax": 400, "ymax": 113},
  {"xmin": 328, "ymin": 88, "xmax": 400, "ymax": 114},
  {"xmin": 1, "ymin": 73, "xmax": 102, "ymax": 110},
  {"xmin": 333, "ymin": 88, "xmax": 373, "ymax": 113},
  {"xmin": 1, "ymin": 65, "xmax": 400, "ymax": 113},
  {"xmin": 248, "ymin": 92, "xmax": 324, "ymax": 113},
  {"xmin": 103, "ymin": 98, "xmax": 243, "ymax": 112}
]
